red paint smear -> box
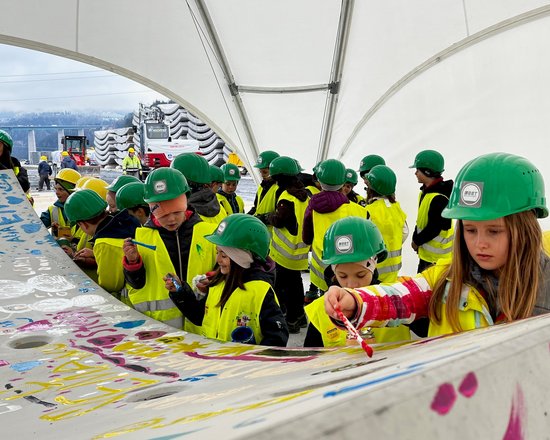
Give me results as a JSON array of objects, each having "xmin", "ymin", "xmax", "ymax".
[
  {"xmin": 458, "ymin": 372, "xmax": 478, "ymax": 398},
  {"xmin": 503, "ymin": 386, "xmax": 525, "ymax": 440},
  {"xmin": 430, "ymin": 383, "xmax": 457, "ymax": 415},
  {"xmin": 0, "ymin": 360, "xmax": 9, "ymax": 367}
]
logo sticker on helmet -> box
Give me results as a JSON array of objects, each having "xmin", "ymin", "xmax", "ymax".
[
  {"xmin": 154, "ymin": 180, "xmax": 167, "ymax": 194},
  {"xmin": 217, "ymin": 222, "xmax": 226, "ymax": 234},
  {"xmin": 229, "ymin": 169, "xmax": 236, "ymax": 175},
  {"xmin": 335, "ymin": 235, "xmax": 353, "ymax": 254},
  {"xmin": 459, "ymin": 181, "xmax": 483, "ymax": 207}
]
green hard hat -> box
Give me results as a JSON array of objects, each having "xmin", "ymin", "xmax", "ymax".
[
  {"xmin": 345, "ymin": 168, "xmax": 358, "ymax": 185},
  {"xmin": 409, "ymin": 149, "xmax": 445, "ymax": 173},
  {"xmin": 171, "ymin": 153, "xmax": 211, "ymax": 184},
  {"xmin": 65, "ymin": 189, "xmax": 108, "ymax": 223},
  {"xmin": 269, "ymin": 156, "xmax": 301, "ymax": 177},
  {"xmin": 359, "ymin": 154, "xmax": 385, "ymax": 174},
  {"xmin": 366, "ymin": 165, "xmax": 397, "ymax": 196},
  {"xmin": 443, "ymin": 152, "xmax": 547, "ymax": 221},
  {"xmin": 206, "ymin": 214, "xmax": 271, "ymax": 261},
  {"xmin": 323, "ymin": 217, "xmax": 387, "ymax": 264},
  {"xmin": 209, "ymin": 165, "xmax": 224, "ymax": 183},
  {"xmin": 0, "ymin": 129, "xmax": 13, "ymax": 153},
  {"xmin": 106, "ymin": 174, "xmax": 140, "ymax": 192},
  {"xmin": 116, "ymin": 182, "xmax": 147, "ymax": 210},
  {"xmin": 144, "ymin": 167, "xmax": 190, "ymax": 203},
  {"xmin": 316, "ymin": 159, "xmax": 346, "ymax": 186},
  {"xmin": 254, "ymin": 150, "xmax": 280, "ymax": 169},
  {"xmin": 221, "ymin": 163, "xmax": 241, "ymax": 181}
]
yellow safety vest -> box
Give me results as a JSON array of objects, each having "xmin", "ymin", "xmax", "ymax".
[
  {"xmin": 94, "ymin": 237, "xmax": 127, "ymax": 295},
  {"xmin": 201, "ymin": 279, "xmax": 270, "ymax": 343},
  {"xmin": 198, "ymin": 205, "xmax": 228, "ymax": 225},
  {"xmin": 310, "ymin": 202, "xmax": 366, "ymax": 290},
  {"xmin": 305, "ymin": 296, "xmax": 411, "ymax": 347},
  {"xmin": 122, "ymin": 155, "xmax": 142, "ymax": 172},
  {"xmin": 255, "ymin": 183, "xmax": 279, "ymax": 215},
  {"xmin": 416, "ymin": 192, "xmax": 454, "ymax": 263},
  {"xmin": 127, "ymin": 223, "xmax": 217, "ymax": 331},
  {"xmin": 306, "ymin": 185, "xmax": 320, "ymax": 196},
  {"xmin": 542, "ymin": 231, "xmax": 550, "ymax": 256},
  {"xmin": 218, "ymin": 193, "xmax": 245, "ymax": 214},
  {"xmin": 48, "ymin": 204, "xmax": 80, "ymax": 239},
  {"xmin": 270, "ymin": 191, "xmax": 310, "ymax": 270},
  {"xmin": 365, "ymin": 198, "xmax": 407, "ymax": 283},
  {"xmin": 420, "ymin": 263, "xmax": 492, "ymax": 337}
]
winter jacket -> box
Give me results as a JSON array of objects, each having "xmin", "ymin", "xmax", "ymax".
[
  {"xmin": 0, "ymin": 156, "xmax": 30, "ymax": 193},
  {"xmin": 169, "ymin": 257, "xmax": 289, "ymax": 346},
  {"xmin": 188, "ymin": 187, "xmax": 227, "ymax": 223},
  {"xmin": 342, "ymin": 255, "xmax": 550, "ymax": 337},
  {"xmin": 302, "ymin": 191, "xmax": 350, "ymax": 245},
  {"xmin": 412, "ymin": 178, "xmax": 453, "ymax": 246},
  {"xmin": 38, "ymin": 160, "xmax": 52, "ymax": 176},
  {"xmin": 61, "ymin": 156, "xmax": 79, "ymax": 171}
]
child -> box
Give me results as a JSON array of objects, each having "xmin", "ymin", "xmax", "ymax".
[
  {"xmin": 304, "ymin": 217, "xmax": 410, "ymax": 347},
  {"xmin": 248, "ymin": 150, "xmax": 280, "ymax": 221},
  {"xmin": 116, "ymin": 181, "xmax": 150, "ymax": 226},
  {"xmin": 122, "ymin": 168, "xmax": 217, "ymax": 331},
  {"xmin": 325, "ymin": 153, "xmax": 550, "ymax": 337},
  {"xmin": 217, "ymin": 163, "xmax": 244, "ymax": 214},
  {"xmin": 341, "ymin": 168, "xmax": 365, "ymax": 206},
  {"xmin": 166, "ymin": 214, "xmax": 289, "ymax": 346},
  {"xmin": 363, "ymin": 165, "xmax": 408, "ymax": 283}
]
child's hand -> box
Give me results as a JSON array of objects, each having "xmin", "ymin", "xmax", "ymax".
[
  {"xmin": 324, "ymin": 286, "xmax": 356, "ymax": 320},
  {"xmin": 73, "ymin": 247, "xmax": 94, "ymax": 262},
  {"xmin": 123, "ymin": 238, "xmax": 140, "ymax": 264},
  {"xmin": 164, "ymin": 273, "xmax": 182, "ymax": 293}
]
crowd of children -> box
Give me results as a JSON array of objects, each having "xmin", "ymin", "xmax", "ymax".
[{"xmin": 27, "ymin": 144, "xmax": 549, "ymax": 348}]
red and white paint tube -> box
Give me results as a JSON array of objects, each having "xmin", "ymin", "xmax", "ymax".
[{"xmin": 334, "ymin": 304, "xmax": 374, "ymax": 357}]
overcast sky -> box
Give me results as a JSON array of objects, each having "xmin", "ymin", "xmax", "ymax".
[{"xmin": 0, "ymin": 44, "xmax": 168, "ymax": 114}]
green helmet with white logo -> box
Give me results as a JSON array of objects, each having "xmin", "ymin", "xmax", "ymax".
[
  {"xmin": 269, "ymin": 156, "xmax": 301, "ymax": 177},
  {"xmin": 322, "ymin": 217, "xmax": 387, "ymax": 264},
  {"xmin": 443, "ymin": 152, "xmax": 547, "ymax": 221},
  {"xmin": 0, "ymin": 129, "xmax": 13, "ymax": 153},
  {"xmin": 409, "ymin": 149, "xmax": 444, "ymax": 173},
  {"xmin": 209, "ymin": 165, "xmax": 224, "ymax": 183},
  {"xmin": 316, "ymin": 159, "xmax": 346, "ymax": 186},
  {"xmin": 65, "ymin": 189, "xmax": 108, "ymax": 223},
  {"xmin": 365, "ymin": 165, "xmax": 396, "ymax": 196},
  {"xmin": 106, "ymin": 174, "xmax": 140, "ymax": 192},
  {"xmin": 116, "ymin": 182, "xmax": 147, "ymax": 210},
  {"xmin": 254, "ymin": 150, "xmax": 280, "ymax": 169},
  {"xmin": 345, "ymin": 168, "xmax": 358, "ymax": 185},
  {"xmin": 171, "ymin": 153, "xmax": 211, "ymax": 184},
  {"xmin": 359, "ymin": 154, "xmax": 385, "ymax": 174},
  {"xmin": 221, "ymin": 163, "xmax": 241, "ymax": 182},
  {"xmin": 144, "ymin": 167, "xmax": 190, "ymax": 203},
  {"xmin": 206, "ymin": 214, "xmax": 270, "ymax": 261}
]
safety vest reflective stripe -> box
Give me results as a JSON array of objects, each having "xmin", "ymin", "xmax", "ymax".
[
  {"xmin": 269, "ymin": 191, "xmax": 310, "ymax": 270},
  {"xmin": 387, "ymin": 249, "xmax": 402, "ymax": 258},
  {"xmin": 416, "ymin": 192, "xmax": 454, "ymax": 263},
  {"xmin": 377, "ymin": 262, "xmax": 402, "ymax": 275},
  {"xmin": 133, "ymin": 297, "xmax": 179, "ymax": 313},
  {"xmin": 309, "ymin": 249, "xmax": 328, "ymax": 289}
]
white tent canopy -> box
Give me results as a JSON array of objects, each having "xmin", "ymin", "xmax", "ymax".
[{"xmin": 1, "ymin": 1, "xmax": 550, "ymax": 258}]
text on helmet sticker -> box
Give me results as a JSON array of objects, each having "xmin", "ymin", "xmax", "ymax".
[
  {"xmin": 154, "ymin": 180, "xmax": 167, "ymax": 194},
  {"xmin": 459, "ymin": 181, "xmax": 483, "ymax": 207},
  {"xmin": 217, "ymin": 221, "xmax": 226, "ymax": 234},
  {"xmin": 335, "ymin": 234, "xmax": 354, "ymax": 254}
]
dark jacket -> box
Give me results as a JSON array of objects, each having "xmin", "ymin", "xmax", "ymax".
[
  {"xmin": 302, "ymin": 191, "xmax": 350, "ymax": 245},
  {"xmin": 188, "ymin": 187, "xmax": 224, "ymax": 218},
  {"xmin": 94, "ymin": 209, "xmax": 141, "ymax": 241},
  {"xmin": 61, "ymin": 156, "xmax": 79, "ymax": 171},
  {"xmin": 412, "ymin": 178, "xmax": 454, "ymax": 246},
  {"xmin": 217, "ymin": 189, "xmax": 240, "ymax": 214},
  {"xmin": 38, "ymin": 160, "xmax": 52, "ymax": 176},
  {"xmin": 123, "ymin": 210, "xmax": 203, "ymax": 289},
  {"xmin": 169, "ymin": 257, "xmax": 289, "ymax": 346},
  {"xmin": 0, "ymin": 155, "xmax": 30, "ymax": 193},
  {"xmin": 268, "ymin": 180, "xmax": 308, "ymax": 236}
]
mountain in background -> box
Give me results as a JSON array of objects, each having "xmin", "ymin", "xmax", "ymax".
[{"xmin": 0, "ymin": 111, "xmax": 133, "ymax": 159}]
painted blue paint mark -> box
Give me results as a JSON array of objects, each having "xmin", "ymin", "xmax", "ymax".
[
  {"xmin": 21, "ymin": 223, "xmax": 41, "ymax": 233},
  {"xmin": 11, "ymin": 360, "xmax": 44, "ymax": 373},
  {"xmin": 406, "ymin": 347, "xmax": 480, "ymax": 369},
  {"xmin": 149, "ymin": 429, "xmax": 207, "ymax": 440},
  {"xmin": 179, "ymin": 373, "xmax": 217, "ymax": 382},
  {"xmin": 114, "ymin": 320, "xmax": 146, "ymax": 329},
  {"xmin": 0, "ymin": 214, "xmax": 23, "ymax": 227},
  {"xmin": 79, "ymin": 288, "xmax": 97, "ymax": 293},
  {"xmin": 6, "ymin": 196, "xmax": 23, "ymax": 205},
  {"xmin": 29, "ymin": 249, "xmax": 42, "ymax": 255},
  {"xmin": 323, "ymin": 367, "xmax": 420, "ymax": 398},
  {"xmin": 0, "ymin": 321, "xmax": 16, "ymax": 328},
  {"xmin": 234, "ymin": 417, "xmax": 267, "ymax": 428}
]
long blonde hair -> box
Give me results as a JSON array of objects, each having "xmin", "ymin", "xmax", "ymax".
[{"xmin": 429, "ymin": 211, "xmax": 542, "ymax": 332}]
